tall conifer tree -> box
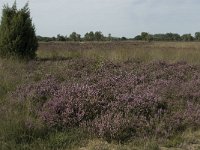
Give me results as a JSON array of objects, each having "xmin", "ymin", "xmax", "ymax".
[{"xmin": 0, "ymin": 1, "xmax": 38, "ymax": 59}]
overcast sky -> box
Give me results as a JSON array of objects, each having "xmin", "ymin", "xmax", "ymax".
[{"xmin": 0, "ymin": 0, "xmax": 199, "ymax": 37}]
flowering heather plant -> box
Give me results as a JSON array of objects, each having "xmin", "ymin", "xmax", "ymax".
[{"xmin": 13, "ymin": 59, "xmax": 200, "ymax": 141}]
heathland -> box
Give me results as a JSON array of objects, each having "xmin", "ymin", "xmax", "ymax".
[{"xmin": 0, "ymin": 41, "xmax": 200, "ymax": 150}]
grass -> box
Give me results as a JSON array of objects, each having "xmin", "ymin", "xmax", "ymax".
[
  {"xmin": 0, "ymin": 41, "xmax": 200, "ymax": 150},
  {"xmin": 79, "ymin": 130, "xmax": 200, "ymax": 150},
  {"xmin": 38, "ymin": 41, "xmax": 200, "ymax": 64}
]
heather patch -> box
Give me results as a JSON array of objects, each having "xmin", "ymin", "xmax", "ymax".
[{"xmin": 13, "ymin": 60, "xmax": 200, "ymax": 142}]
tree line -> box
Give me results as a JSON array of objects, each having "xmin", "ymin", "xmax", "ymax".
[
  {"xmin": 134, "ymin": 32, "xmax": 200, "ymax": 42},
  {"xmin": 37, "ymin": 32, "xmax": 200, "ymax": 42},
  {"xmin": 37, "ymin": 32, "xmax": 128, "ymax": 42}
]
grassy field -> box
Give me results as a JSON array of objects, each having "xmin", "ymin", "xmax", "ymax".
[
  {"xmin": 38, "ymin": 41, "xmax": 200, "ymax": 64},
  {"xmin": 0, "ymin": 41, "xmax": 200, "ymax": 150}
]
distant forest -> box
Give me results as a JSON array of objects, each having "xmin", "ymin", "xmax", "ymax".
[{"xmin": 37, "ymin": 31, "xmax": 200, "ymax": 42}]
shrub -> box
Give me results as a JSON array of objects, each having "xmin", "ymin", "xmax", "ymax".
[
  {"xmin": 0, "ymin": 2, "xmax": 38, "ymax": 60},
  {"xmin": 13, "ymin": 60, "xmax": 200, "ymax": 142}
]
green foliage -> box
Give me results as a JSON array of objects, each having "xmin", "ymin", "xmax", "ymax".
[
  {"xmin": 181, "ymin": 34, "xmax": 194, "ymax": 41},
  {"xmin": 121, "ymin": 37, "xmax": 127, "ymax": 40},
  {"xmin": 134, "ymin": 35, "xmax": 142, "ymax": 40},
  {"xmin": 140, "ymin": 32, "xmax": 153, "ymax": 42},
  {"xmin": 0, "ymin": 1, "xmax": 38, "ymax": 60},
  {"xmin": 135, "ymin": 32, "xmax": 196, "ymax": 42},
  {"xmin": 195, "ymin": 32, "xmax": 200, "ymax": 41},
  {"xmin": 84, "ymin": 31, "xmax": 95, "ymax": 41},
  {"xmin": 84, "ymin": 31, "xmax": 105, "ymax": 41},
  {"xmin": 94, "ymin": 31, "xmax": 104, "ymax": 41},
  {"xmin": 164, "ymin": 135, "xmax": 184, "ymax": 148},
  {"xmin": 69, "ymin": 32, "xmax": 81, "ymax": 41},
  {"xmin": 48, "ymin": 129, "xmax": 88, "ymax": 149},
  {"xmin": 141, "ymin": 32, "xmax": 149, "ymax": 41},
  {"xmin": 37, "ymin": 36, "xmax": 56, "ymax": 42},
  {"xmin": 144, "ymin": 142, "xmax": 160, "ymax": 150},
  {"xmin": 56, "ymin": 34, "xmax": 66, "ymax": 41}
]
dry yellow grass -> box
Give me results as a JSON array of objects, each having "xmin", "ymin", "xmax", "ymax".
[{"xmin": 37, "ymin": 41, "xmax": 200, "ymax": 64}]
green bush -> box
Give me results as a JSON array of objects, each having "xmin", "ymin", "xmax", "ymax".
[{"xmin": 0, "ymin": 2, "xmax": 38, "ymax": 60}]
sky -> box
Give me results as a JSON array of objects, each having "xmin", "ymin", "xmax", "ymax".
[{"xmin": 0, "ymin": 0, "xmax": 200, "ymax": 38}]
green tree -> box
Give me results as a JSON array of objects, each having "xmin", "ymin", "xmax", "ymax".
[
  {"xmin": 57, "ymin": 34, "xmax": 66, "ymax": 41},
  {"xmin": 69, "ymin": 32, "xmax": 81, "ymax": 41},
  {"xmin": 195, "ymin": 32, "xmax": 200, "ymax": 41},
  {"xmin": 146, "ymin": 34, "xmax": 153, "ymax": 42},
  {"xmin": 0, "ymin": 2, "xmax": 38, "ymax": 59},
  {"xmin": 134, "ymin": 35, "xmax": 142, "ymax": 40},
  {"xmin": 121, "ymin": 37, "xmax": 127, "ymax": 40},
  {"xmin": 94, "ymin": 31, "xmax": 104, "ymax": 41},
  {"xmin": 141, "ymin": 32, "xmax": 149, "ymax": 41},
  {"xmin": 164, "ymin": 33, "xmax": 181, "ymax": 41},
  {"xmin": 181, "ymin": 34, "xmax": 194, "ymax": 41},
  {"xmin": 84, "ymin": 31, "xmax": 95, "ymax": 41}
]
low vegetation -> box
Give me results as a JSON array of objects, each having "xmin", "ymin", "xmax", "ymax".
[
  {"xmin": 0, "ymin": 2, "xmax": 200, "ymax": 150},
  {"xmin": 38, "ymin": 41, "xmax": 200, "ymax": 64},
  {"xmin": 0, "ymin": 42, "xmax": 200, "ymax": 149}
]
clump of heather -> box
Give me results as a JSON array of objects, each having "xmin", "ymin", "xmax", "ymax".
[{"xmin": 13, "ymin": 60, "xmax": 200, "ymax": 141}]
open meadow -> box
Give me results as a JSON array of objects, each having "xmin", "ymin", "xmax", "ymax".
[
  {"xmin": 38, "ymin": 41, "xmax": 200, "ymax": 64},
  {"xmin": 0, "ymin": 41, "xmax": 200, "ymax": 150}
]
